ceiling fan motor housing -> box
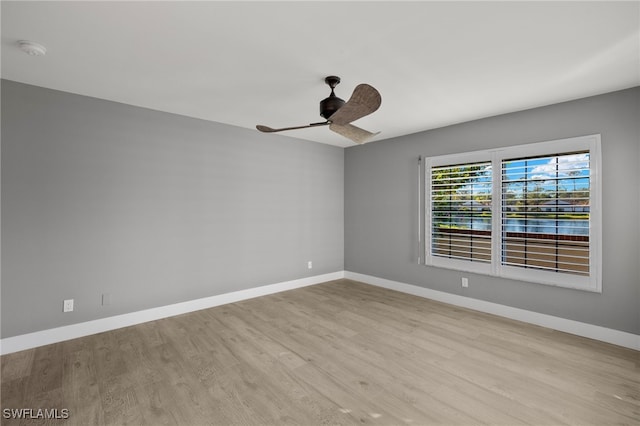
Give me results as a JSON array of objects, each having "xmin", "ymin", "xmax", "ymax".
[{"xmin": 320, "ymin": 93, "xmax": 345, "ymax": 119}]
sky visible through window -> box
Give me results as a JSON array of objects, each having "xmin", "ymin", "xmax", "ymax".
[
  {"xmin": 503, "ymin": 152, "xmax": 590, "ymax": 194},
  {"xmin": 455, "ymin": 153, "xmax": 590, "ymax": 193}
]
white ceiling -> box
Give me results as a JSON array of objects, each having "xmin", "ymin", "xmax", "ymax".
[{"xmin": 2, "ymin": 1, "xmax": 639, "ymax": 148}]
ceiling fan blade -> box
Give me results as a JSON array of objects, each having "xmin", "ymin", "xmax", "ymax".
[
  {"xmin": 329, "ymin": 123, "xmax": 380, "ymax": 144},
  {"xmin": 328, "ymin": 84, "xmax": 381, "ymax": 125},
  {"xmin": 256, "ymin": 122, "xmax": 328, "ymax": 133}
]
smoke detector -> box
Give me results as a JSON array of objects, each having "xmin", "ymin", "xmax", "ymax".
[{"xmin": 18, "ymin": 40, "xmax": 46, "ymax": 56}]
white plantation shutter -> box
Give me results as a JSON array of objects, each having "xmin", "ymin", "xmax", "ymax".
[{"xmin": 431, "ymin": 162, "xmax": 492, "ymax": 263}]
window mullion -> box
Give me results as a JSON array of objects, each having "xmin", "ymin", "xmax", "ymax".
[{"xmin": 492, "ymin": 152, "xmax": 502, "ymax": 276}]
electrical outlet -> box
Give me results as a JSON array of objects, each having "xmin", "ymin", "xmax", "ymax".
[
  {"xmin": 461, "ymin": 277, "xmax": 469, "ymax": 288},
  {"xmin": 102, "ymin": 293, "xmax": 111, "ymax": 306},
  {"xmin": 307, "ymin": 261, "xmax": 313, "ymax": 269},
  {"xmin": 63, "ymin": 299, "xmax": 74, "ymax": 312}
]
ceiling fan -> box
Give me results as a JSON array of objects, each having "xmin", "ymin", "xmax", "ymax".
[{"xmin": 256, "ymin": 76, "xmax": 382, "ymax": 144}]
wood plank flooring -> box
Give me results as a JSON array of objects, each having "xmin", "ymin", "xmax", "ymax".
[{"xmin": 1, "ymin": 279, "xmax": 639, "ymax": 425}]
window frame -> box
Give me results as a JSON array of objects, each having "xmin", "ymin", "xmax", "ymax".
[{"xmin": 424, "ymin": 134, "xmax": 602, "ymax": 293}]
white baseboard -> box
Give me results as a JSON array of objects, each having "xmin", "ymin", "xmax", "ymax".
[
  {"xmin": 345, "ymin": 271, "xmax": 640, "ymax": 351},
  {"xmin": 0, "ymin": 271, "xmax": 345, "ymax": 355},
  {"xmin": 4, "ymin": 270, "xmax": 637, "ymax": 355}
]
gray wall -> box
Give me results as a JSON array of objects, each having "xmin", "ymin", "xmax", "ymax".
[
  {"xmin": 3, "ymin": 80, "xmax": 638, "ymax": 340},
  {"xmin": 1, "ymin": 80, "xmax": 344, "ymax": 338},
  {"xmin": 345, "ymin": 87, "xmax": 640, "ymax": 334}
]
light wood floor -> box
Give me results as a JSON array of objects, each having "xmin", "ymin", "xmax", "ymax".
[{"xmin": 2, "ymin": 279, "xmax": 639, "ymax": 425}]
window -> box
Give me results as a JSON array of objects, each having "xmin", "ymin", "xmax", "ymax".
[{"xmin": 424, "ymin": 135, "xmax": 601, "ymax": 292}]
